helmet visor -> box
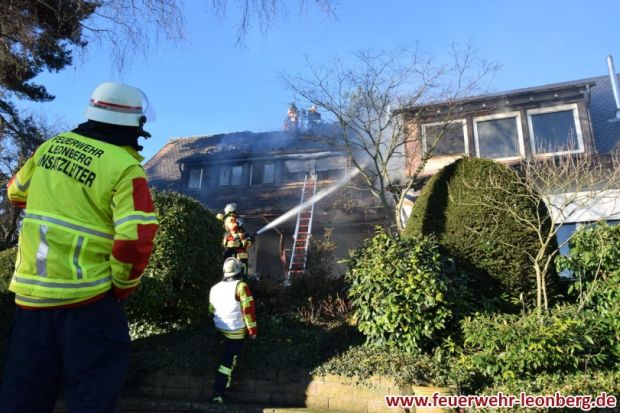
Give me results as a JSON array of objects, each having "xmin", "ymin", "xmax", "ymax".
[{"xmin": 139, "ymin": 88, "xmax": 156, "ymax": 123}]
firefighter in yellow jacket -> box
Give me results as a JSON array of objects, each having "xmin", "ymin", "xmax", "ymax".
[
  {"xmin": 221, "ymin": 203, "xmax": 253, "ymax": 275},
  {"xmin": 0, "ymin": 82, "xmax": 159, "ymax": 413}
]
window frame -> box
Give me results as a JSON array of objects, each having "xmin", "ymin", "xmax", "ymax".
[
  {"xmin": 188, "ymin": 167, "xmax": 203, "ymax": 189},
  {"xmin": 218, "ymin": 163, "xmax": 245, "ymax": 187},
  {"xmin": 473, "ymin": 111, "xmax": 525, "ymax": 161},
  {"xmin": 250, "ymin": 161, "xmax": 277, "ymax": 186},
  {"xmin": 526, "ymin": 103, "xmax": 584, "ymax": 157},
  {"xmin": 421, "ymin": 119, "xmax": 469, "ymax": 156}
]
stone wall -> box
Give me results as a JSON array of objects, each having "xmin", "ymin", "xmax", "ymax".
[{"xmin": 127, "ymin": 368, "xmax": 410, "ymax": 413}]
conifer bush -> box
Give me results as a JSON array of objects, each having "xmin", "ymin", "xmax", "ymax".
[
  {"xmin": 126, "ymin": 190, "xmax": 223, "ymax": 335},
  {"xmin": 404, "ymin": 157, "xmax": 556, "ymax": 302},
  {"xmin": 345, "ymin": 228, "xmax": 451, "ymax": 353},
  {"xmin": 0, "ymin": 247, "xmax": 17, "ymax": 367}
]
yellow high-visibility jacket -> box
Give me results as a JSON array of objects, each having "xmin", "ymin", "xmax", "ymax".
[{"xmin": 7, "ymin": 131, "xmax": 159, "ymax": 308}]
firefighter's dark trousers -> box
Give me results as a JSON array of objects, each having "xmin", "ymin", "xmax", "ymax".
[
  {"xmin": 0, "ymin": 292, "xmax": 130, "ymax": 413},
  {"xmin": 212, "ymin": 337, "xmax": 244, "ymax": 397}
]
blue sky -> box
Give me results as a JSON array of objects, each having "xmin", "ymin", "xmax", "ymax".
[{"xmin": 25, "ymin": 0, "xmax": 620, "ymax": 162}]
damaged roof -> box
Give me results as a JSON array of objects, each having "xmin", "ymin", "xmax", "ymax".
[
  {"xmin": 144, "ymin": 129, "xmax": 383, "ymax": 218},
  {"xmin": 145, "ymin": 130, "xmax": 340, "ymax": 190}
]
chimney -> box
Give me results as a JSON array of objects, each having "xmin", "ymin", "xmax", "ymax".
[{"xmin": 607, "ymin": 55, "xmax": 620, "ymax": 122}]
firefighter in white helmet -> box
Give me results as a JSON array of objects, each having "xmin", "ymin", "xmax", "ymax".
[
  {"xmin": 220, "ymin": 203, "xmax": 253, "ymax": 275},
  {"xmin": 209, "ymin": 257, "xmax": 257, "ymax": 404},
  {"xmin": 1, "ymin": 81, "xmax": 159, "ymax": 412}
]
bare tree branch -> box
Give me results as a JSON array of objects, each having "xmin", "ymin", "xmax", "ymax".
[{"xmin": 281, "ymin": 44, "xmax": 499, "ymax": 231}]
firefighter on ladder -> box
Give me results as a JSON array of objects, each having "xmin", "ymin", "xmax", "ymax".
[{"xmin": 218, "ymin": 203, "xmax": 253, "ymax": 276}]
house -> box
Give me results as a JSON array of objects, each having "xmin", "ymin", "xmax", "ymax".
[
  {"xmin": 144, "ymin": 121, "xmax": 385, "ymax": 280},
  {"xmin": 400, "ymin": 62, "xmax": 620, "ymax": 252}
]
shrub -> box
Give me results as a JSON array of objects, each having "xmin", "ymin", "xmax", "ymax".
[
  {"xmin": 556, "ymin": 222, "xmax": 620, "ymax": 299},
  {"xmin": 404, "ymin": 157, "xmax": 556, "ymax": 303},
  {"xmin": 459, "ymin": 304, "xmax": 618, "ymax": 390},
  {"xmin": 125, "ymin": 190, "xmax": 223, "ymax": 335},
  {"xmin": 482, "ymin": 369, "xmax": 620, "ymax": 407},
  {"xmin": 0, "ymin": 247, "xmax": 16, "ymax": 291},
  {"xmin": 345, "ymin": 227, "xmax": 451, "ymax": 353},
  {"xmin": 313, "ymin": 345, "xmax": 465, "ymax": 388},
  {"xmin": 0, "ymin": 247, "xmax": 17, "ymax": 369}
]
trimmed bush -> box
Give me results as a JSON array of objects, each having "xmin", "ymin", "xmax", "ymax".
[
  {"xmin": 346, "ymin": 227, "xmax": 451, "ymax": 353},
  {"xmin": 404, "ymin": 157, "xmax": 556, "ymax": 302},
  {"xmin": 125, "ymin": 190, "xmax": 223, "ymax": 335}
]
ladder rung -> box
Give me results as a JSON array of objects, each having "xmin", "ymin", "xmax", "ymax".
[{"xmin": 287, "ymin": 173, "xmax": 317, "ymax": 285}]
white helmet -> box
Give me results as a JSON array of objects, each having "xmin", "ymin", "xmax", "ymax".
[
  {"xmin": 84, "ymin": 82, "xmax": 154, "ymax": 127},
  {"xmin": 223, "ymin": 257, "xmax": 243, "ymax": 278},
  {"xmin": 224, "ymin": 203, "xmax": 237, "ymax": 215}
]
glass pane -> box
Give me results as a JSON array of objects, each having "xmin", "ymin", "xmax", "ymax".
[
  {"xmin": 476, "ymin": 117, "xmax": 520, "ymax": 158},
  {"xmin": 283, "ymin": 159, "xmax": 311, "ymax": 182},
  {"xmin": 424, "ymin": 123, "xmax": 466, "ymax": 155},
  {"xmin": 555, "ymin": 223, "xmax": 577, "ymax": 278},
  {"xmin": 231, "ymin": 165, "xmax": 243, "ymax": 186},
  {"xmin": 284, "ymin": 160, "xmax": 306, "ymax": 173},
  {"xmin": 188, "ymin": 168, "xmax": 202, "ymax": 189},
  {"xmin": 219, "ymin": 166, "xmax": 231, "ymax": 186},
  {"xmin": 531, "ymin": 110, "xmax": 578, "ymax": 154},
  {"xmin": 263, "ymin": 163, "xmax": 275, "ymax": 184},
  {"xmin": 316, "ymin": 156, "xmax": 346, "ymax": 171}
]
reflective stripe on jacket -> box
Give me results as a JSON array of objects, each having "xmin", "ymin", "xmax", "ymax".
[
  {"xmin": 209, "ymin": 280, "xmax": 257, "ymax": 339},
  {"xmin": 7, "ymin": 131, "xmax": 159, "ymax": 307}
]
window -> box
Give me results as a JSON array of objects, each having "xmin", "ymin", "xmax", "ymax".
[
  {"xmin": 527, "ymin": 104, "xmax": 583, "ymax": 156},
  {"xmin": 474, "ymin": 112, "xmax": 524, "ymax": 160},
  {"xmin": 422, "ymin": 120, "xmax": 468, "ymax": 156},
  {"xmin": 188, "ymin": 168, "xmax": 202, "ymax": 189},
  {"xmin": 555, "ymin": 223, "xmax": 577, "ymax": 278},
  {"xmin": 219, "ymin": 164, "xmax": 243, "ymax": 186},
  {"xmin": 283, "ymin": 160, "xmax": 308, "ymax": 182},
  {"xmin": 315, "ymin": 156, "xmax": 346, "ymax": 180},
  {"xmin": 250, "ymin": 162, "xmax": 276, "ymax": 186}
]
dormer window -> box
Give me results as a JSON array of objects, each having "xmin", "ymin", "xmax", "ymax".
[
  {"xmin": 527, "ymin": 104, "xmax": 584, "ymax": 156},
  {"xmin": 422, "ymin": 120, "xmax": 468, "ymax": 156},
  {"xmin": 219, "ymin": 164, "xmax": 243, "ymax": 186},
  {"xmin": 188, "ymin": 168, "xmax": 203, "ymax": 189},
  {"xmin": 250, "ymin": 162, "xmax": 276, "ymax": 186},
  {"xmin": 473, "ymin": 112, "xmax": 525, "ymax": 160}
]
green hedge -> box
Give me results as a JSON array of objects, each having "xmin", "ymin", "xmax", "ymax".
[
  {"xmin": 313, "ymin": 345, "xmax": 463, "ymax": 388},
  {"xmin": 459, "ymin": 304, "xmax": 618, "ymax": 390},
  {"xmin": 125, "ymin": 190, "xmax": 223, "ymax": 336},
  {"xmin": 557, "ymin": 222, "xmax": 620, "ymax": 288},
  {"xmin": 404, "ymin": 157, "xmax": 556, "ymax": 303},
  {"xmin": 346, "ymin": 228, "xmax": 452, "ymax": 353},
  {"xmin": 0, "ymin": 247, "xmax": 16, "ymax": 290},
  {"xmin": 0, "ymin": 247, "xmax": 17, "ymax": 369}
]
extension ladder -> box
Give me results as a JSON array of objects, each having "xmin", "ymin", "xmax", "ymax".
[{"xmin": 285, "ymin": 173, "xmax": 317, "ymax": 285}]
